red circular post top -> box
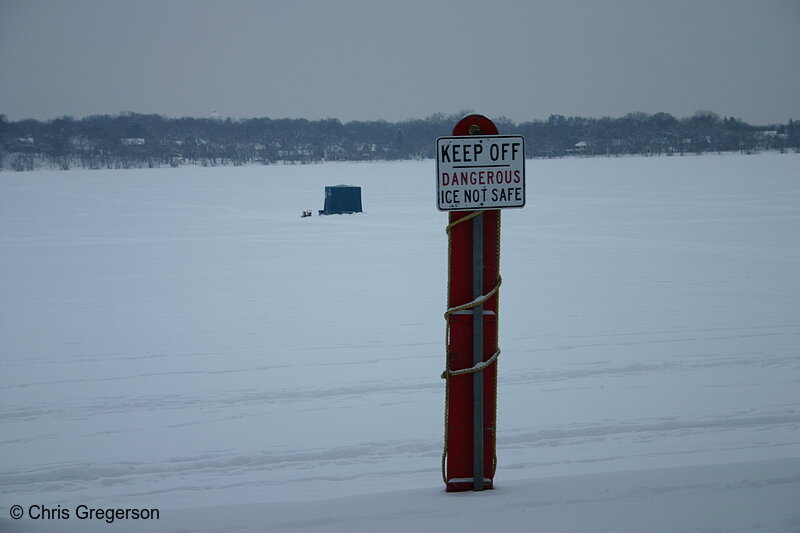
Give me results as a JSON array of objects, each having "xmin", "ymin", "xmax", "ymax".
[{"xmin": 452, "ymin": 114, "xmax": 499, "ymax": 136}]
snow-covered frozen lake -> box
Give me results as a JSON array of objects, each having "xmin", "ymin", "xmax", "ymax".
[{"xmin": 2, "ymin": 153, "xmax": 799, "ymax": 532}]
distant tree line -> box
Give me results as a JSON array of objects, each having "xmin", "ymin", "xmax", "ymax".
[{"xmin": 1, "ymin": 110, "xmax": 797, "ymax": 171}]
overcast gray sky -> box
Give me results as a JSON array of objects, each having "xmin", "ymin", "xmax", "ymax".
[{"xmin": 1, "ymin": 0, "xmax": 798, "ymax": 124}]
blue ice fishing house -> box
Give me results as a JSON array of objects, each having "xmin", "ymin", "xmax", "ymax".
[{"xmin": 319, "ymin": 185, "xmax": 362, "ymax": 215}]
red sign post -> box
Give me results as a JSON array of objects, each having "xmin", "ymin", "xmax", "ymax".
[{"xmin": 438, "ymin": 115, "xmax": 525, "ymax": 492}]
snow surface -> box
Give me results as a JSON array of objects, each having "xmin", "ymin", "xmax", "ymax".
[{"xmin": 1, "ymin": 153, "xmax": 799, "ymax": 532}]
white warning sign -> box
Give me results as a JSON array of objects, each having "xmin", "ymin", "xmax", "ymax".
[{"xmin": 436, "ymin": 135, "xmax": 525, "ymax": 211}]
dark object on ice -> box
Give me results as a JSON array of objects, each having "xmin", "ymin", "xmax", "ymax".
[
  {"xmin": 319, "ymin": 185, "xmax": 362, "ymax": 215},
  {"xmin": 301, "ymin": 210, "xmax": 312, "ymax": 218}
]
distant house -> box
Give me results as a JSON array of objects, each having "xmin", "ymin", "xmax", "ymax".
[{"xmin": 570, "ymin": 141, "xmax": 589, "ymax": 155}]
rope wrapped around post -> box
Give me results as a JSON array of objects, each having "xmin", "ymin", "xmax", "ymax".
[{"xmin": 441, "ymin": 209, "xmax": 502, "ymax": 485}]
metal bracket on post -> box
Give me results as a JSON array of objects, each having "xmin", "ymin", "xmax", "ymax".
[
  {"xmin": 472, "ymin": 211, "xmax": 484, "ymax": 491},
  {"xmin": 469, "ymin": 121, "xmax": 485, "ymax": 492}
]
